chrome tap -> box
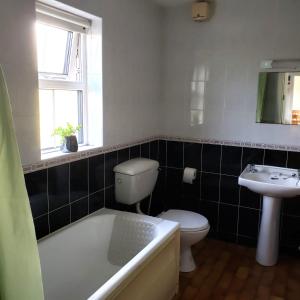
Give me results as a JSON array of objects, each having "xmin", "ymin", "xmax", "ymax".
[{"xmin": 249, "ymin": 164, "xmax": 257, "ymax": 173}]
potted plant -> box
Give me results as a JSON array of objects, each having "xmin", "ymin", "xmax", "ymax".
[{"xmin": 52, "ymin": 123, "xmax": 82, "ymax": 153}]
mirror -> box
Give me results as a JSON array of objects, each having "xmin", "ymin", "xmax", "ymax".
[{"xmin": 256, "ymin": 72, "xmax": 300, "ymax": 125}]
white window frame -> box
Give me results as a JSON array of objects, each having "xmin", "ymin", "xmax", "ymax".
[{"xmin": 36, "ymin": 2, "xmax": 91, "ymax": 153}]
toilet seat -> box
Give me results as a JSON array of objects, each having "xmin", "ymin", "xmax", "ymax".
[{"xmin": 160, "ymin": 209, "xmax": 209, "ymax": 232}]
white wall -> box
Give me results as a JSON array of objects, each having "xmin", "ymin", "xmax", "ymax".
[
  {"xmin": 162, "ymin": 0, "xmax": 300, "ymax": 146},
  {"xmin": 0, "ymin": 0, "xmax": 163, "ymax": 165}
]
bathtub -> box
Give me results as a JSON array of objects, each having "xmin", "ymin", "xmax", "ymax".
[{"xmin": 38, "ymin": 208, "xmax": 180, "ymax": 300}]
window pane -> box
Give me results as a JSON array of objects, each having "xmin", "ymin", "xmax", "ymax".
[
  {"xmin": 39, "ymin": 90, "xmax": 54, "ymax": 149},
  {"xmin": 36, "ymin": 22, "xmax": 71, "ymax": 74},
  {"xmin": 39, "ymin": 89, "xmax": 83, "ymax": 150}
]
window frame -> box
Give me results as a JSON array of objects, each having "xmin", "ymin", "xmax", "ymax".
[{"xmin": 36, "ymin": 3, "xmax": 90, "ymax": 153}]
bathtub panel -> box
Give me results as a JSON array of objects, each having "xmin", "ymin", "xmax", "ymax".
[{"xmin": 107, "ymin": 230, "xmax": 180, "ymax": 300}]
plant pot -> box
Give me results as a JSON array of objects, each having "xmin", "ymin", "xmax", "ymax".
[{"xmin": 60, "ymin": 135, "xmax": 78, "ymax": 153}]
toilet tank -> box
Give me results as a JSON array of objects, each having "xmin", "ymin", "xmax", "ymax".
[{"xmin": 113, "ymin": 158, "xmax": 159, "ymax": 205}]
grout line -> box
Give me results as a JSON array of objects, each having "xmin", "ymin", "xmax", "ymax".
[
  {"xmin": 68, "ymin": 163, "xmax": 71, "ymax": 225},
  {"xmin": 103, "ymin": 153, "xmax": 106, "ymax": 207},
  {"xmin": 46, "ymin": 168, "xmax": 50, "ymax": 233},
  {"xmin": 48, "ymin": 202, "xmax": 71, "ymax": 215},
  {"xmin": 87, "ymin": 158, "xmax": 90, "ymax": 214},
  {"xmin": 165, "ymin": 140, "xmax": 168, "ymax": 168},
  {"xmin": 182, "ymin": 142, "xmax": 185, "ymax": 169},
  {"xmin": 216, "ymin": 145, "xmax": 223, "ymax": 234}
]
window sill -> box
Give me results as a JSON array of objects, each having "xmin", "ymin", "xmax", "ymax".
[{"xmin": 41, "ymin": 145, "xmax": 99, "ymax": 161}]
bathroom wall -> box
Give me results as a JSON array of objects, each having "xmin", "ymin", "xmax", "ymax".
[
  {"xmin": 158, "ymin": 140, "xmax": 300, "ymax": 255},
  {"xmin": 25, "ymin": 140, "xmax": 160, "ymax": 239},
  {"xmin": 162, "ymin": 0, "xmax": 300, "ymax": 146},
  {"xmin": 27, "ymin": 139, "xmax": 300, "ymax": 256},
  {"xmin": 0, "ymin": 0, "xmax": 163, "ymax": 165}
]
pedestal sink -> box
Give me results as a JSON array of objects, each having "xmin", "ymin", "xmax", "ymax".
[{"xmin": 238, "ymin": 164, "xmax": 300, "ymax": 266}]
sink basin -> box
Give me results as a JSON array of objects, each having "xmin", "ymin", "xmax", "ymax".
[
  {"xmin": 239, "ymin": 165, "xmax": 300, "ymax": 198},
  {"xmin": 239, "ymin": 164, "xmax": 300, "ymax": 267}
]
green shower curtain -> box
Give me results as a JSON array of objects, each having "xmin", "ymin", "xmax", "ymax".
[{"xmin": 0, "ymin": 66, "xmax": 44, "ymax": 300}]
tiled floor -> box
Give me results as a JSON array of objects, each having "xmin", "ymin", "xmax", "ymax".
[{"xmin": 174, "ymin": 239, "xmax": 300, "ymax": 300}]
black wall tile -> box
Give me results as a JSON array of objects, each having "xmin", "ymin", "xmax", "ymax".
[
  {"xmin": 105, "ymin": 186, "xmax": 117, "ymax": 209},
  {"xmin": 71, "ymin": 197, "xmax": 88, "ymax": 222},
  {"xmin": 141, "ymin": 143, "xmax": 150, "ymax": 158},
  {"xmin": 48, "ymin": 164, "xmax": 69, "ymax": 211},
  {"xmin": 33, "ymin": 215, "xmax": 49, "ymax": 240},
  {"xmin": 158, "ymin": 140, "xmax": 166, "ymax": 166},
  {"xmin": 220, "ymin": 175, "xmax": 239, "ymax": 205},
  {"xmin": 49, "ymin": 205, "xmax": 70, "ymax": 233},
  {"xmin": 219, "ymin": 204, "xmax": 238, "ymax": 236},
  {"xmin": 287, "ymin": 151, "xmax": 300, "ymax": 169},
  {"xmin": 150, "ymin": 140, "xmax": 159, "ymax": 161},
  {"xmin": 105, "ymin": 151, "xmax": 118, "ymax": 186},
  {"xmin": 242, "ymin": 147, "xmax": 264, "ymax": 170},
  {"xmin": 202, "ymin": 144, "xmax": 221, "ymax": 173},
  {"xmin": 240, "ymin": 187, "xmax": 261, "ymax": 209},
  {"xmin": 130, "ymin": 145, "xmax": 140, "ymax": 159},
  {"xmin": 89, "ymin": 190, "xmax": 104, "ymax": 213},
  {"xmin": 237, "ymin": 235, "xmax": 257, "ymax": 247},
  {"xmin": 181, "ymin": 176, "xmax": 201, "ymax": 212},
  {"xmin": 218, "ymin": 232, "xmax": 237, "ymax": 243},
  {"xmin": 25, "ymin": 140, "xmax": 300, "ymax": 251},
  {"xmin": 182, "ymin": 172, "xmax": 201, "ymax": 199},
  {"xmin": 221, "ymin": 146, "xmax": 242, "ymax": 176},
  {"xmin": 198, "ymin": 200, "xmax": 218, "ymax": 234},
  {"xmin": 283, "ymin": 196, "xmax": 300, "ymax": 216},
  {"xmin": 151, "ymin": 168, "xmax": 166, "ymax": 216},
  {"xmin": 264, "ymin": 150, "xmax": 287, "ymax": 167},
  {"xmin": 165, "ymin": 167, "xmax": 182, "ymax": 209},
  {"xmin": 281, "ymin": 215, "xmax": 300, "ymax": 248},
  {"xmin": 167, "ymin": 141, "xmax": 183, "ymax": 168},
  {"xmin": 70, "ymin": 159, "xmax": 88, "ymax": 202},
  {"xmin": 89, "ymin": 155, "xmax": 104, "ymax": 193},
  {"xmin": 118, "ymin": 148, "xmax": 130, "ymax": 164},
  {"xmin": 25, "ymin": 169, "xmax": 48, "ymax": 218},
  {"xmin": 201, "ymin": 172, "xmax": 220, "ymax": 202},
  {"xmin": 238, "ymin": 207, "xmax": 259, "ymax": 238},
  {"xmin": 184, "ymin": 142, "xmax": 202, "ymax": 170}
]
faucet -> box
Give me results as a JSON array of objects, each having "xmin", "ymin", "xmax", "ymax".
[{"xmin": 249, "ymin": 164, "xmax": 257, "ymax": 173}]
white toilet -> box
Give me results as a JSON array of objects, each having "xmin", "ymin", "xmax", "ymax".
[{"xmin": 114, "ymin": 158, "xmax": 210, "ymax": 272}]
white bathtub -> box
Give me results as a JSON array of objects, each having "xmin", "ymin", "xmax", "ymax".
[{"xmin": 38, "ymin": 208, "xmax": 180, "ymax": 300}]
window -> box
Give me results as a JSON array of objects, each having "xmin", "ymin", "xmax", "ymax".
[{"xmin": 36, "ymin": 2, "xmax": 90, "ymax": 152}]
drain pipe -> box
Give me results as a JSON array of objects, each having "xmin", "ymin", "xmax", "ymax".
[
  {"xmin": 136, "ymin": 202, "xmax": 145, "ymax": 215},
  {"xmin": 136, "ymin": 193, "xmax": 153, "ymax": 215}
]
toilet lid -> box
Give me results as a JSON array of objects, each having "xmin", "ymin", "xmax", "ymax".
[{"xmin": 160, "ymin": 210, "xmax": 209, "ymax": 232}]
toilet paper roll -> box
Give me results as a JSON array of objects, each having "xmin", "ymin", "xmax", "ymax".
[{"xmin": 183, "ymin": 167, "xmax": 197, "ymax": 184}]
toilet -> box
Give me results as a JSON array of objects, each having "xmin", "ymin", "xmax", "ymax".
[{"xmin": 114, "ymin": 158, "xmax": 210, "ymax": 272}]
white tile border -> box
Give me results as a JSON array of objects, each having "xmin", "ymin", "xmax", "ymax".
[
  {"xmin": 22, "ymin": 135, "xmax": 300, "ymax": 174},
  {"xmin": 22, "ymin": 136, "xmax": 158, "ymax": 174},
  {"xmin": 159, "ymin": 135, "xmax": 300, "ymax": 153}
]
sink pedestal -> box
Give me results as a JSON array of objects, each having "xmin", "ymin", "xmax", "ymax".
[{"xmin": 256, "ymin": 196, "xmax": 282, "ymax": 266}]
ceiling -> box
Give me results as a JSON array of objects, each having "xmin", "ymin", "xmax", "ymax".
[{"xmin": 154, "ymin": 0, "xmax": 194, "ymax": 7}]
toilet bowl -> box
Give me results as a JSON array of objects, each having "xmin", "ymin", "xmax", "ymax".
[{"xmin": 159, "ymin": 209, "xmax": 210, "ymax": 272}]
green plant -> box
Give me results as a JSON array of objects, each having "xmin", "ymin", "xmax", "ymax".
[{"xmin": 52, "ymin": 123, "xmax": 81, "ymax": 142}]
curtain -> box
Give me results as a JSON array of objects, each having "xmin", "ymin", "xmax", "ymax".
[{"xmin": 0, "ymin": 66, "xmax": 44, "ymax": 300}]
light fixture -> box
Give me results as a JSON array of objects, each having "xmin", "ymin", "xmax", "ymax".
[{"xmin": 260, "ymin": 59, "xmax": 300, "ymax": 70}]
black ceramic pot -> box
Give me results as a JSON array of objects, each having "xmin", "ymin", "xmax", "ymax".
[{"xmin": 61, "ymin": 135, "xmax": 78, "ymax": 153}]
